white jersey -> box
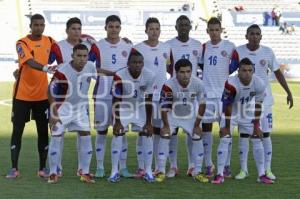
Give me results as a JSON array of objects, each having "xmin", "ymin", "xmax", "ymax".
[
  {"xmin": 49, "ymin": 39, "xmax": 97, "ymax": 64},
  {"xmin": 112, "ymin": 67, "xmax": 155, "ymax": 110},
  {"xmin": 93, "ymin": 39, "xmax": 132, "ymax": 99},
  {"xmin": 166, "ymin": 37, "xmax": 202, "ymax": 77},
  {"xmin": 160, "ymin": 76, "xmax": 206, "ymax": 119},
  {"xmin": 201, "ymin": 40, "xmax": 236, "ymax": 99},
  {"xmin": 234, "ymin": 44, "xmax": 280, "ymax": 105},
  {"xmin": 50, "ymin": 61, "xmax": 97, "ymax": 110},
  {"xmin": 222, "ymin": 74, "xmax": 266, "ymax": 124},
  {"xmin": 134, "ymin": 41, "xmax": 170, "ymax": 101}
]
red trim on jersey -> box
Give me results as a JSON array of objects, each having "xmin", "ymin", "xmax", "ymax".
[
  {"xmin": 49, "ymin": 43, "xmax": 63, "ymax": 64},
  {"xmin": 50, "ymin": 71, "xmax": 68, "ymax": 109},
  {"xmin": 160, "ymin": 84, "xmax": 173, "ymax": 109},
  {"xmin": 112, "ymin": 74, "xmax": 123, "ymax": 98},
  {"xmin": 222, "ymin": 80, "xmax": 237, "ymax": 105},
  {"xmin": 224, "ymin": 81, "xmax": 236, "ymax": 94},
  {"xmin": 90, "ymin": 43, "xmax": 101, "ymax": 68},
  {"xmin": 229, "ymin": 49, "xmax": 240, "ymax": 74}
]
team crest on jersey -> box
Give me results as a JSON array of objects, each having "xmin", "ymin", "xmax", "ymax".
[
  {"xmin": 140, "ymin": 85, "xmax": 147, "ymax": 91},
  {"xmin": 16, "ymin": 44, "xmax": 25, "ymax": 58},
  {"xmin": 221, "ymin": 50, "xmax": 227, "ymax": 57},
  {"xmin": 122, "ymin": 51, "xmax": 128, "ymax": 57},
  {"xmin": 260, "ymin": 59, "xmax": 266, "ymax": 66},
  {"xmin": 163, "ymin": 52, "xmax": 168, "ymax": 59},
  {"xmin": 87, "ymin": 77, "xmax": 91, "ymax": 83},
  {"xmin": 189, "ymin": 92, "xmax": 196, "ymax": 99},
  {"xmin": 193, "ymin": 50, "xmax": 198, "ymax": 56},
  {"xmin": 250, "ymin": 92, "xmax": 256, "ymax": 96},
  {"xmin": 52, "ymin": 125, "xmax": 58, "ymax": 132}
]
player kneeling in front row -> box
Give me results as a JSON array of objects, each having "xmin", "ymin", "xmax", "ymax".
[
  {"xmin": 212, "ymin": 58, "xmax": 274, "ymax": 184},
  {"xmin": 108, "ymin": 49, "xmax": 156, "ymax": 183},
  {"xmin": 47, "ymin": 44, "xmax": 96, "ymax": 184},
  {"xmin": 155, "ymin": 59, "xmax": 209, "ymax": 183}
]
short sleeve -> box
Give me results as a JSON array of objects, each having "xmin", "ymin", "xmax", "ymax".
[
  {"xmin": 254, "ymin": 76, "xmax": 266, "ymax": 102},
  {"xmin": 268, "ymin": 48, "xmax": 280, "ymax": 72},
  {"xmin": 160, "ymin": 84, "xmax": 173, "ymax": 109},
  {"xmin": 16, "ymin": 40, "xmax": 33, "ymax": 65},
  {"xmin": 221, "ymin": 80, "xmax": 237, "ymax": 105},
  {"xmin": 111, "ymin": 74, "xmax": 123, "ymax": 98}
]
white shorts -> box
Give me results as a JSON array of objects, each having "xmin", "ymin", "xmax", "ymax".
[
  {"xmin": 117, "ymin": 107, "xmax": 146, "ymax": 132},
  {"xmin": 220, "ymin": 115, "xmax": 253, "ymax": 135},
  {"xmin": 260, "ymin": 105, "xmax": 273, "ymax": 133},
  {"xmin": 56, "ymin": 104, "xmax": 91, "ymax": 133},
  {"xmin": 94, "ymin": 99, "xmax": 113, "ymax": 131},
  {"xmin": 168, "ymin": 113, "xmax": 200, "ymax": 139},
  {"xmin": 202, "ymin": 98, "xmax": 222, "ymax": 123},
  {"xmin": 152, "ymin": 101, "xmax": 162, "ymax": 128},
  {"xmin": 219, "ymin": 117, "xmax": 235, "ymax": 135}
]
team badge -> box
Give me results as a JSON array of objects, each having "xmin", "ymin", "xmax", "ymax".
[
  {"xmin": 221, "ymin": 50, "xmax": 227, "ymax": 57},
  {"xmin": 189, "ymin": 92, "xmax": 196, "ymax": 99},
  {"xmin": 122, "ymin": 50, "xmax": 128, "ymax": 57},
  {"xmin": 52, "ymin": 125, "xmax": 58, "ymax": 132},
  {"xmin": 140, "ymin": 85, "xmax": 147, "ymax": 91},
  {"xmin": 16, "ymin": 44, "xmax": 25, "ymax": 58},
  {"xmin": 193, "ymin": 50, "xmax": 198, "ymax": 56},
  {"xmin": 260, "ymin": 59, "xmax": 266, "ymax": 66},
  {"xmin": 250, "ymin": 91, "xmax": 256, "ymax": 96},
  {"xmin": 163, "ymin": 52, "xmax": 168, "ymax": 59},
  {"xmin": 87, "ymin": 77, "xmax": 91, "ymax": 83}
]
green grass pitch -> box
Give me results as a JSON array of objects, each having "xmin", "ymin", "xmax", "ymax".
[{"xmin": 0, "ymin": 81, "xmax": 299, "ymax": 199}]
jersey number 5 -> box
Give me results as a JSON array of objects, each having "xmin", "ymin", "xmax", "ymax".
[{"xmin": 112, "ymin": 54, "xmax": 117, "ymax": 64}]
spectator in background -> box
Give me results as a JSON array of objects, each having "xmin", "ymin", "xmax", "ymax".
[
  {"xmin": 234, "ymin": 5, "xmax": 244, "ymax": 12},
  {"xmin": 289, "ymin": 24, "xmax": 296, "ymax": 34},
  {"xmin": 274, "ymin": 7, "xmax": 281, "ymax": 26},
  {"xmin": 271, "ymin": 8, "xmax": 276, "ymax": 26},
  {"xmin": 263, "ymin": 12, "xmax": 271, "ymax": 26},
  {"xmin": 182, "ymin": 3, "xmax": 190, "ymax": 11},
  {"xmin": 279, "ymin": 22, "xmax": 289, "ymax": 34},
  {"xmin": 279, "ymin": 22, "xmax": 296, "ymax": 35}
]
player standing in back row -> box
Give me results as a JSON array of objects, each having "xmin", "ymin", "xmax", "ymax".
[
  {"xmin": 165, "ymin": 15, "xmax": 203, "ymax": 177},
  {"xmin": 134, "ymin": 17, "xmax": 170, "ymax": 177},
  {"xmin": 200, "ymin": 17, "xmax": 237, "ymax": 178},
  {"xmin": 90, "ymin": 15, "xmax": 133, "ymax": 178},
  {"xmin": 233, "ymin": 24, "xmax": 293, "ymax": 181}
]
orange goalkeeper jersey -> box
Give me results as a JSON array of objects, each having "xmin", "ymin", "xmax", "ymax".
[{"xmin": 14, "ymin": 35, "xmax": 55, "ymax": 101}]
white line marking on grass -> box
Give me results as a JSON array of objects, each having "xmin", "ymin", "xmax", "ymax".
[
  {"xmin": 273, "ymin": 93, "xmax": 300, "ymax": 99},
  {"xmin": 0, "ymin": 99, "xmax": 12, "ymax": 107}
]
